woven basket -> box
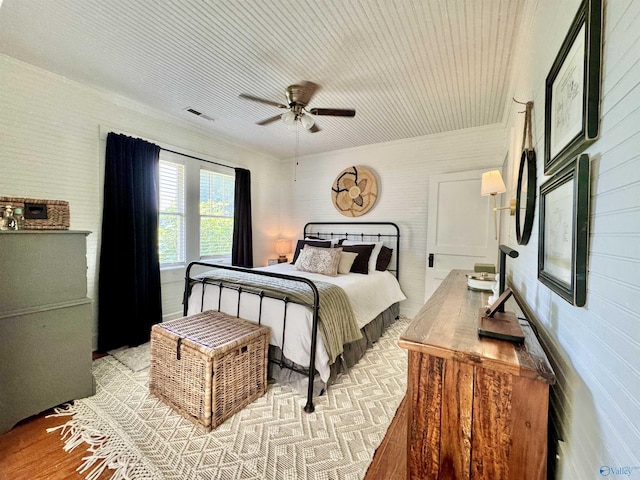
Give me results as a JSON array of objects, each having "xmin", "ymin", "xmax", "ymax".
[
  {"xmin": 149, "ymin": 311, "xmax": 270, "ymax": 432},
  {"xmin": 0, "ymin": 196, "xmax": 70, "ymax": 230}
]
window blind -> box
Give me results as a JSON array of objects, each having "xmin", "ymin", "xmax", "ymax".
[
  {"xmin": 200, "ymin": 169, "xmax": 234, "ymax": 258},
  {"xmin": 158, "ymin": 160, "xmax": 185, "ymax": 264}
]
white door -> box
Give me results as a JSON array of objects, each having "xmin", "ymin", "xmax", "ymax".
[{"xmin": 424, "ymin": 169, "xmax": 499, "ymax": 301}]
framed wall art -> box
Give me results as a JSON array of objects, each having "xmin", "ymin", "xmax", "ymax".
[
  {"xmin": 538, "ymin": 154, "xmax": 590, "ymax": 307},
  {"xmin": 544, "ymin": 0, "xmax": 602, "ymax": 175}
]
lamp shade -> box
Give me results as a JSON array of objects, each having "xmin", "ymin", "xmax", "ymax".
[
  {"xmin": 481, "ymin": 170, "xmax": 507, "ymax": 196},
  {"xmin": 300, "ymin": 114, "xmax": 315, "ymax": 130},
  {"xmin": 275, "ymin": 238, "xmax": 291, "ymax": 255},
  {"xmin": 281, "ymin": 111, "xmax": 296, "ymax": 127}
]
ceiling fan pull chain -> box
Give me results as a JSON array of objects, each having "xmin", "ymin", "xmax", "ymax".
[{"xmin": 294, "ymin": 121, "xmax": 300, "ymax": 182}]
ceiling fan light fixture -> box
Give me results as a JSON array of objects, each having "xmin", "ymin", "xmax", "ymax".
[
  {"xmin": 242, "ymin": 81, "xmax": 355, "ymax": 133},
  {"xmin": 281, "ymin": 111, "xmax": 296, "ymax": 126},
  {"xmin": 300, "ymin": 114, "xmax": 315, "ymax": 130}
]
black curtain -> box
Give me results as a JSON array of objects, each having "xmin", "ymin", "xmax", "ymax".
[
  {"xmin": 231, "ymin": 168, "xmax": 253, "ymax": 267},
  {"xmin": 98, "ymin": 133, "xmax": 162, "ymax": 351}
]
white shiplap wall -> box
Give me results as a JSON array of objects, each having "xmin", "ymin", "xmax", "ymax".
[
  {"xmin": 502, "ymin": 0, "xmax": 640, "ymax": 477},
  {"xmin": 0, "ymin": 53, "xmax": 282, "ymax": 345},
  {"xmin": 279, "ymin": 123, "xmax": 507, "ymax": 317}
]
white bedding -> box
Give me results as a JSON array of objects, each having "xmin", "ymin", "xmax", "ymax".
[
  {"xmin": 186, "ymin": 263, "xmax": 405, "ymax": 382},
  {"xmin": 257, "ymin": 263, "xmax": 406, "ymax": 329}
]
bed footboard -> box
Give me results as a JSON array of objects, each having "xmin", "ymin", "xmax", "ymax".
[{"xmin": 183, "ymin": 261, "xmax": 320, "ymax": 413}]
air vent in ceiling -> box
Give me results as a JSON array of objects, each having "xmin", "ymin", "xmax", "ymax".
[{"xmin": 183, "ymin": 107, "xmax": 215, "ymax": 123}]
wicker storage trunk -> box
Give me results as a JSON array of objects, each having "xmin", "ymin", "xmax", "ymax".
[
  {"xmin": 0, "ymin": 196, "xmax": 70, "ymax": 230},
  {"xmin": 149, "ymin": 311, "xmax": 270, "ymax": 432}
]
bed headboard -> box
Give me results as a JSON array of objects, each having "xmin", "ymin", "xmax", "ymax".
[{"xmin": 303, "ymin": 221, "xmax": 400, "ymax": 280}]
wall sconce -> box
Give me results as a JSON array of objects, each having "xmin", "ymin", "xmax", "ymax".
[
  {"xmin": 275, "ymin": 238, "xmax": 291, "ymax": 263},
  {"xmin": 481, "ymin": 170, "xmax": 516, "ymax": 239}
]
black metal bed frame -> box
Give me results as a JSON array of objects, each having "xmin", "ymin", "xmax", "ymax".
[{"xmin": 183, "ymin": 221, "xmax": 400, "ymax": 414}]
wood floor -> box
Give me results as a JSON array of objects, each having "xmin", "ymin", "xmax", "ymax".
[{"xmin": 0, "ymin": 396, "xmax": 407, "ymax": 480}]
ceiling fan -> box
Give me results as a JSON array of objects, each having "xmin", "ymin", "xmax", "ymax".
[{"xmin": 239, "ymin": 81, "xmax": 356, "ymax": 133}]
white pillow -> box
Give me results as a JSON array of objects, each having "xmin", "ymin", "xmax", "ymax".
[
  {"xmin": 341, "ymin": 240, "xmax": 384, "ymax": 272},
  {"xmin": 305, "ymin": 236, "xmax": 341, "ymax": 246},
  {"xmin": 337, "ymin": 251, "xmax": 358, "ymax": 274},
  {"xmin": 295, "ymin": 245, "xmax": 342, "ymax": 276}
]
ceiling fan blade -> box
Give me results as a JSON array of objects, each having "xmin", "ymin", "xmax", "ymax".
[
  {"xmin": 308, "ymin": 108, "xmax": 356, "ymax": 117},
  {"xmin": 256, "ymin": 114, "xmax": 283, "ymax": 126},
  {"xmin": 239, "ymin": 93, "xmax": 287, "ymax": 109},
  {"xmin": 297, "ymin": 81, "xmax": 320, "ymax": 106}
]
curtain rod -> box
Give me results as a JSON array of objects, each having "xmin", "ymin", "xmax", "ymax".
[
  {"xmin": 100, "ymin": 126, "xmax": 237, "ymax": 171},
  {"xmin": 161, "ymin": 147, "xmax": 235, "ymax": 170}
]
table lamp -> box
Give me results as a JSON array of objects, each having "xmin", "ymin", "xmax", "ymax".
[{"xmin": 275, "ymin": 239, "xmax": 291, "ymax": 263}]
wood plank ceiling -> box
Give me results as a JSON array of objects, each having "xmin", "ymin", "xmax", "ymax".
[{"xmin": 0, "ymin": 0, "xmax": 530, "ymax": 159}]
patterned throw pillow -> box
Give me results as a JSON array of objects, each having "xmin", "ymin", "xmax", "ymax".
[
  {"xmin": 295, "ymin": 245, "xmax": 343, "ymax": 276},
  {"xmin": 290, "ymin": 239, "xmax": 332, "ymax": 264}
]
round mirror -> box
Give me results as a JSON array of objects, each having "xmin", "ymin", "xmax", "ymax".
[{"xmin": 516, "ymin": 149, "xmax": 537, "ymax": 245}]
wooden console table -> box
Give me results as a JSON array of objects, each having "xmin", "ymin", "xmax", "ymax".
[{"xmin": 398, "ymin": 270, "xmax": 555, "ymax": 480}]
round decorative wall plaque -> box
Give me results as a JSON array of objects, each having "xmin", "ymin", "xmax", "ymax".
[{"xmin": 331, "ymin": 165, "xmax": 378, "ymax": 217}]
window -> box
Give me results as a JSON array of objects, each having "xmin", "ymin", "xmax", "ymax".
[
  {"xmin": 199, "ymin": 169, "xmax": 234, "ymax": 259},
  {"xmin": 158, "ymin": 151, "xmax": 235, "ymax": 267},
  {"xmin": 158, "ymin": 160, "xmax": 185, "ymax": 265}
]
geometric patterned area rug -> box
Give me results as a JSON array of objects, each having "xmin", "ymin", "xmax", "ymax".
[
  {"xmin": 48, "ymin": 316, "xmax": 409, "ymax": 480},
  {"xmin": 107, "ymin": 342, "xmax": 151, "ymax": 372}
]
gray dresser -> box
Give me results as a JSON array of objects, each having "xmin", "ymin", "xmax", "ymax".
[{"xmin": 0, "ymin": 230, "xmax": 94, "ymax": 433}]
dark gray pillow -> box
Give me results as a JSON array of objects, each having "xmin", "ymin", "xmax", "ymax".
[
  {"xmin": 376, "ymin": 246, "xmax": 393, "ymax": 271},
  {"xmin": 340, "ymin": 244, "xmax": 375, "ymax": 274}
]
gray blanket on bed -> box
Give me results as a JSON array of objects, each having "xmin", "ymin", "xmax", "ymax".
[{"xmin": 193, "ymin": 269, "xmax": 363, "ymax": 364}]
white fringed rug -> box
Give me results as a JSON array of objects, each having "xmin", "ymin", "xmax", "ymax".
[{"xmin": 49, "ymin": 316, "xmax": 409, "ymax": 480}]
